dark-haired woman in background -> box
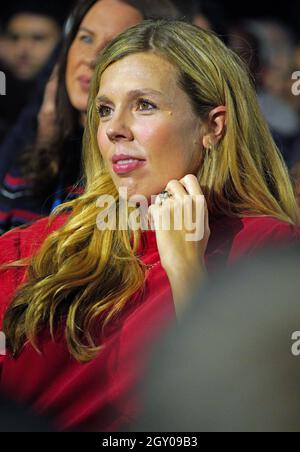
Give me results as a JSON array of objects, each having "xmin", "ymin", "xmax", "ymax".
[{"xmin": 0, "ymin": 0, "xmax": 179, "ymax": 234}]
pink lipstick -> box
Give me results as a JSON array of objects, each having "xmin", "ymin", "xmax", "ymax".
[
  {"xmin": 112, "ymin": 154, "xmax": 146, "ymax": 175},
  {"xmin": 78, "ymin": 76, "xmax": 91, "ymax": 92}
]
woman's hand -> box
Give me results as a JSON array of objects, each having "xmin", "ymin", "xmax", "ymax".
[
  {"xmin": 148, "ymin": 174, "xmax": 210, "ymax": 317},
  {"xmin": 36, "ymin": 65, "xmax": 59, "ymax": 147}
]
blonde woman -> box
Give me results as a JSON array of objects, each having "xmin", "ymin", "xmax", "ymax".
[{"xmin": 0, "ymin": 20, "xmax": 299, "ymax": 432}]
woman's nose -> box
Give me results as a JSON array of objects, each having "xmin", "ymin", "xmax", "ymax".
[
  {"xmin": 83, "ymin": 40, "xmax": 109, "ymax": 70},
  {"xmin": 83, "ymin": 51, "xmax": 97, "ymax": 70},
  {"xmin": 106, "ymin": 113, "xmax": 134, "ymax": 142}
]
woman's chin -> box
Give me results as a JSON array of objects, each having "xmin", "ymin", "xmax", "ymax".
[{"xmin": 117, "ymin": 186, "xmax": 153, "ymax": 204}]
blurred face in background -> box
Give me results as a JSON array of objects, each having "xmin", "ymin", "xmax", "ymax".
[
  {"xmin": 0, "ymin": 33, "xmax": 13, "ymax": 68},
  {"xmin": 6, "ymin": 13, "xmax": 61, "ymax": 80},
  {"xmin": 66, "ymin": 0, "xmax": 142, "ymax": 124},
  {"xmin": 193, "ymin": 15, "xmax": 212, "ymax": 31}
]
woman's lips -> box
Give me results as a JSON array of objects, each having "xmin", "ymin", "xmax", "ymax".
[
  {"xmin": 112, "ymin": 158, "xmax": 146, "ymax": 175},
  {"xmin": 78, "ymin": 76, "xmax": 91, "ymax": 92}
]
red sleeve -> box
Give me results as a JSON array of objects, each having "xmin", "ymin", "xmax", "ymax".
[
  {"xmin": 0, "ymin": 229, "xmax": 22, "ymax": 368},
  {"xmin": 228, "ymin": 217, "xmax": 300, "ymax": 264},
  {"xmin": 0, "ymin": 215, "xmax": 68, "ymax": 368},
  {"xmin": 0, "ymin": 229, "xmax": 23, "ymax": 328}
]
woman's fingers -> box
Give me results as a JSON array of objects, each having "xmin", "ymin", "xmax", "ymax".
[
  {"xmin": 180, "ymin": 174, "xmax": 203, "ymax": 196},
  {"xmin": 155, "ymin": 175, "xmax": 202, "ymax": 205},
  {"xmin": 148, "ymin": 203, "xmax": 161, "ymax": 230},
  {"xmin": 165, "ymin": 179, "xmax": 187, "ymax": 199},
  {"xmin": 161, "ymin": 175, "xmax": 204, "ymax": 201},
  {"xmin": 49, "ymin": 64, "xmax": 58, "ymax": 81},
  {"xmin": 43, "ymin": 75, "xmax": 58, "ymax": 108},
  {"xmin": 165, "ymin": 175, "xmax": 203, "ymax": 199}
]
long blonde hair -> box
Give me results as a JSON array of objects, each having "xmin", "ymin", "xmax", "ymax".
[{"xmin": 3, "ymin": 20, "xmax": 299, "ymax": 362}]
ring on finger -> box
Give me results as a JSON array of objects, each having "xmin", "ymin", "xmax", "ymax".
[{"xmin": 158, "ymin": 190, "xmax": 171, "ymax": 205}]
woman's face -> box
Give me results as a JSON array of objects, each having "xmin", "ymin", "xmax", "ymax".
[
  {"xmin": 96, "ymin": 52, "xmax": 204, "ymax": 200},
  {"xmin": 66, "ymin": 0, "xmax": 142, "ymax": 120}
]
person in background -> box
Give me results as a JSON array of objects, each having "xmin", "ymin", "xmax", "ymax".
[
  {"xmin": 243, "ymin": 19, "xmax": 300, "ymax": 169},
  {"xmin": 0, "ymin": 2, "xmax": 71, "ymax": 143},
  {"xmin": 0, "ymin": 0, "xmax": 180, "ymax": 234},
  {"xmin": 173, "ymin": 0, "xmax": 229, "ymax": 42},
  {"xmin": 135, "ymin": 244, "xmax": 300, "ymax": 432},
  {"xmin": 0, "ymin": 395, "xmax": 54, "ymax": 432},
  {"xmin": 0, "ymin": 20, "xmax": 11, "ymax": 141},
  {"xmin": 0, "ymin": 43, "xmax": 62, "ymax": 187},
  {"xmin": 4, "ymin": 2, "xmax": 63, "ymax": 82},
  {"xmin": 0, "ymin": 20, "xmax": 14, "ymax": 71},
  {"xmin": 285, "ymin": 44, "xmax": 300, "ymax": 206},
  {"xmin": 228, "ymin": 24, "xmax": 262, "ymax": 90},
  {"xmin": 0, "ymin": 20, "xmax": 299, "ymax": 432}
]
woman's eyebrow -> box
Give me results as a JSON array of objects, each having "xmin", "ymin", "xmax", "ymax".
[
  {"xmin": 126, "ymin": 89, "xmax": 163, "ymax": 98},
  {"xmin": 96, "ymin": 89, "xmax": 163, "ymax": 105},
  {"xmin": 96, "ymin": 95, "xmax": 112, "ymax": 106},
  {"xmin": 79, "ymin": 26, "xmax": 95, "ymax": 35}
]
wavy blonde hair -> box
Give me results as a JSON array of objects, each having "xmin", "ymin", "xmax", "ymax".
[{"xmin": 3, "ymin": 20, "xmax": 299, "ymax": 362}]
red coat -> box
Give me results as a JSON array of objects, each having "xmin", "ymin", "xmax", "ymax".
[{"xmin": 0, "ymin": 214, "xmax": 299, "ymax": 431}]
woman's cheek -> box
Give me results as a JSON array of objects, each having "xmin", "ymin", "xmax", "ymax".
[
  {"xmin": 136, "ymin": 117, "xmax": 175, "ymax": 150},
  {"xmin": 66, "ymin": 44, "xmax": 78, "ymax": 76},
  {"xmin": 97, "ymin": 127, "xmax": 109, "ymax": 159}
]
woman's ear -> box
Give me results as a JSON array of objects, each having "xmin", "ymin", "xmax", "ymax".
[{"xmin": 202, "ymin": 106, "xmax": 226, "ymax": 149}]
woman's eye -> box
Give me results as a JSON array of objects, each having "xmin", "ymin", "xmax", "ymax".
[
  {"xmin": 137, "ymin": 99, "xmax": 156, "ymax": 111},
  {"xmin": 79, "ymin": 34, "xmax": 93, "ymax": 44},
  {"xmin": 97, "ymin": 105, "xmax": 112, "ymax": 118}
]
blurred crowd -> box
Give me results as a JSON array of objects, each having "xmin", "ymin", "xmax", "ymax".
[{"xmin": 0, "ymin": 0, "xmax": 300, "ymax": 233}]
